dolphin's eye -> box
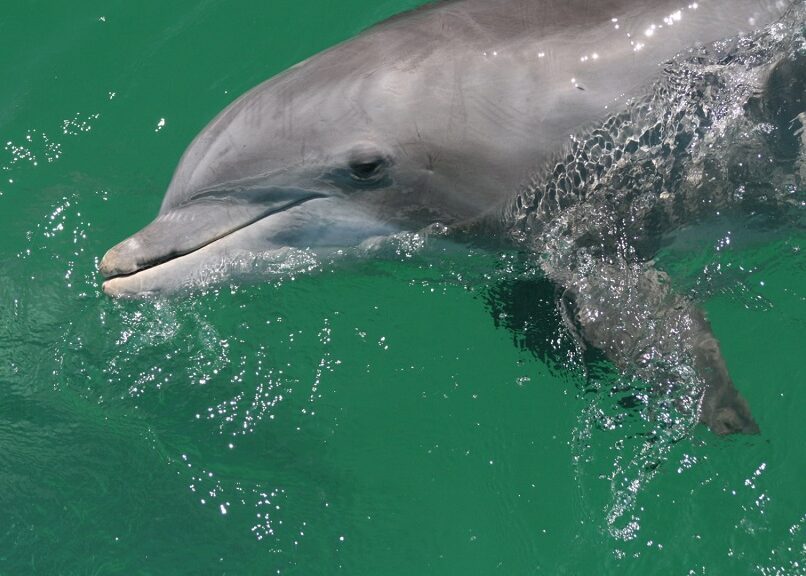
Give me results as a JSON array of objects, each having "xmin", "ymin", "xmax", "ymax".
[{"xmin": 348, "ymin": 155, "xmax": 386, "ymax": 181}]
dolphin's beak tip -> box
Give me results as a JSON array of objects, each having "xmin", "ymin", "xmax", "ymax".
[
  {"xmin": 99, "ymin": 248, "xmax": 131, "ymax": 298},
  {"xmin": 98, "ymin": 243, "xmax": 136, "ymax": 279},
  {"xmin": 98, "ymin": 251, "xmax": 113, "ymax": 277}
]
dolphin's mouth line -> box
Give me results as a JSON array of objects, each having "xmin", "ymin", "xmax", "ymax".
[{"xmin": 101, "ymin": 194, "xmax": 325, "ymax": 282}]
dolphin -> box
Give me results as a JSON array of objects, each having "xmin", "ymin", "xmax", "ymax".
[{"xmin": 99, "ymin": 0, "xmax": 801, "ymax": 434}]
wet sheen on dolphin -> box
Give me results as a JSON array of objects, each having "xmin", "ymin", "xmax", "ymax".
[{"xmin": 100, "ymin": 0, "xmax": 798, "ymax": 434}]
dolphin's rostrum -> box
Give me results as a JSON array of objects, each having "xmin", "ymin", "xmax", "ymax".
[{"xmin": 100, "ymin": 0, "xmax": 804, "ymax": 434}]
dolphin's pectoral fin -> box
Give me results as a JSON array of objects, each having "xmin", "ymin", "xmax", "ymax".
[
  {"xmin": 541, "ymin": 253, "xmax": 759, "ymax": 435},
  {"xmin": 687, "ymin": 310, "xmax": 759, "ymax": 435}
]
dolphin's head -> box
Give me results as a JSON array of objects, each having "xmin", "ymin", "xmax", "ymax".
[{"xmin": 99, "ymin": 29, "xmax": 511, "ymax": 296}]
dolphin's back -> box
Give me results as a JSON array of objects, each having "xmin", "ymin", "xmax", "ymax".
[{"xmin": 355, "ymin": 0, "xmax": 795, "ymax": 191}]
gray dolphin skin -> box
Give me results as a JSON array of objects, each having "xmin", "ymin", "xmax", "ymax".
[{"xmin": 100, "ymin": 0, "xmax": 802, "ymax": 434}]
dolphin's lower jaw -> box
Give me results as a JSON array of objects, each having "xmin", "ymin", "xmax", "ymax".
[
  {"xmin": 100, "ymin": 197, "xmax": 400, "ymax": 297},
  {"xmin": 101, "ymin": 230, "xmax": 280, "ymax": 298},
  {"xmin": 101, "ymin": 238, "xmax": 289, "ymax": 298},
  {"xmin": 99, "ymin": 189, "xmax": 328, "ymax": 282}
]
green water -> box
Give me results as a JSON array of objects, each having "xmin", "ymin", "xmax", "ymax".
[{"xmin": 1, "ymin": 1, "xmax": 805, "ymax": 574}]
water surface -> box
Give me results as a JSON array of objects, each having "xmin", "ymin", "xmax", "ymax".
[{"xmin": 1, "ymin": 1, "xmax": 805, "ymax": 574}]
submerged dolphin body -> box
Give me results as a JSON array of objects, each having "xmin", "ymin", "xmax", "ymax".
[{"xmin": 100, "ymin": 0, "xmax": 802, "ymax": 434}]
